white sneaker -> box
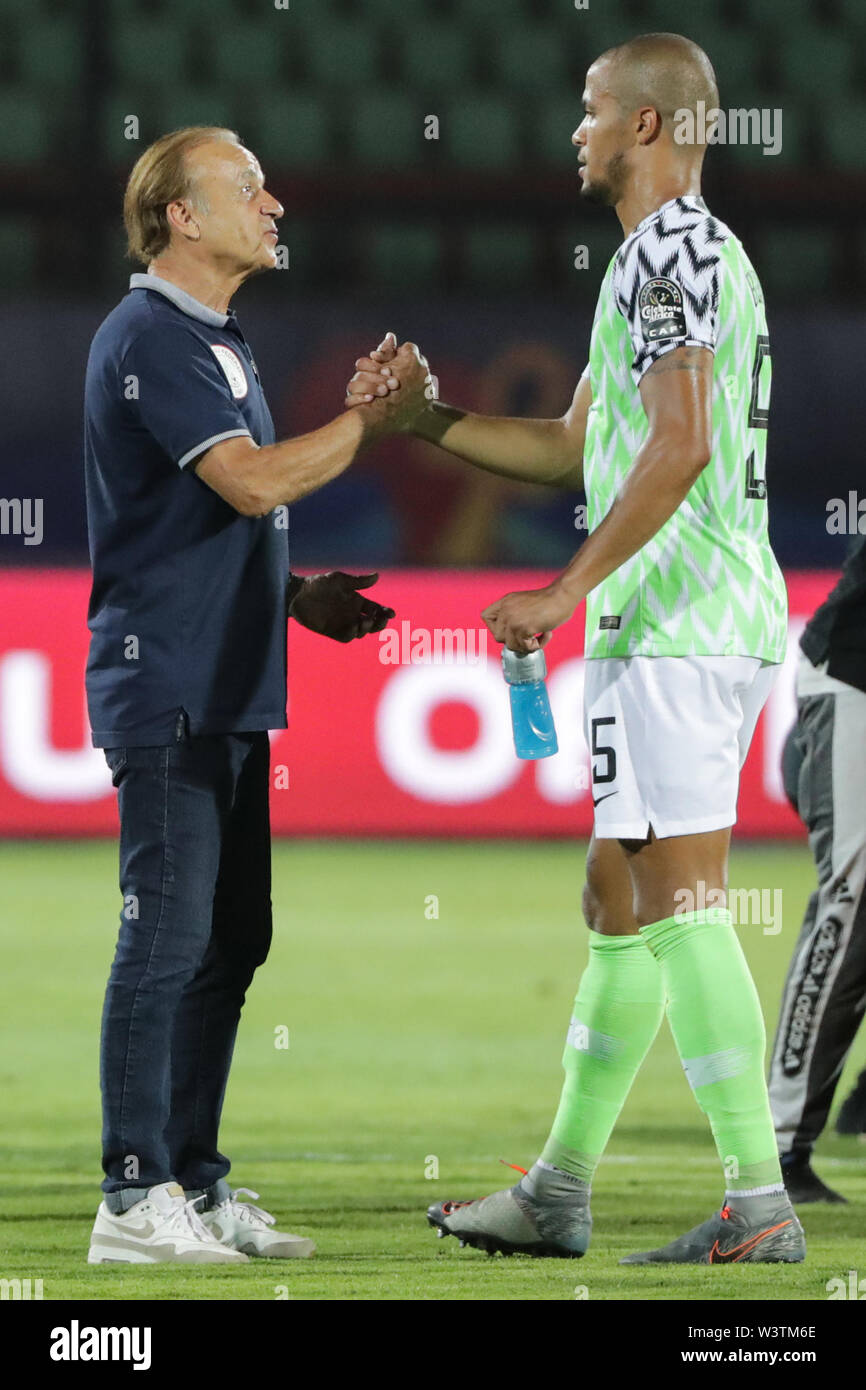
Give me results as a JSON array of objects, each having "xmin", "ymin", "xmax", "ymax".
[
  {"xmin": 200, "ymin": 1187, "xmax": 316, "ymax": 1258},
  {"xmin": 87, "ymin": 1181, "xmax": 250, "ymax": 1264}
]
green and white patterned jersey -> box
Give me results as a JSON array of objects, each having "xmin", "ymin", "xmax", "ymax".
[{"xmin": 582, "ymin": 194, "xmax": 787, "ymax": 662}]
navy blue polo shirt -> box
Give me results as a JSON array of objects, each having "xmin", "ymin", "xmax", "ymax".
[{"xmin": 84, "ymin": 273, "xmax": 289, "ymax": 746}]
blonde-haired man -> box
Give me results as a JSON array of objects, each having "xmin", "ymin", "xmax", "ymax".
[{"xmin": 85, "ymin": 127, "xmax": 432, "ymax": 1264}]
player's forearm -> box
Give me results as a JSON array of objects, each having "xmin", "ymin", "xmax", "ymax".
[
  {"xmin": 411, "ymin": 402, "xmax": 581, "ymax": 487},
  {"xmin": 245, "ymin": 410, "xmax": 374, "ymax": 512},
  {"xmin": 555, "ymin": 435, "xmax": 709, "ymax": 602}
]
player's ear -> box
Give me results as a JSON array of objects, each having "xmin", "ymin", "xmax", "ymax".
[{"xmin": 635, "ymin": 104, "xmax": 662, "ymax": 145}]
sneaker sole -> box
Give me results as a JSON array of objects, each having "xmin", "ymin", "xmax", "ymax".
[
  {"xmin": 234, "ymin": 1239, "xmax": 316, "ymax": 1259},
  {"xmin": 87, "ymin": 1242, "xmax": 248, "ymax": 1265}
]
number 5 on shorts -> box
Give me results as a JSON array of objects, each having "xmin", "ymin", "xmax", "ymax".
[{"xmin": 591, "ymin": 716, "xmax": 617, "ymax": 785}]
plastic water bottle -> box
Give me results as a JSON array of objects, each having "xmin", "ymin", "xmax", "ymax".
[{"xmin": 501, "ymin": 647, "xmax": 559, "ymax": 760}]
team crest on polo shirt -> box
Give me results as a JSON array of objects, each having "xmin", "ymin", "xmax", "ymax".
[{"xmin": 210, "ymin": 343, "xmax": 248, "ymax": 400}]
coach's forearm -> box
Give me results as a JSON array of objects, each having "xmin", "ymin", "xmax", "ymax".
[
  {"xmin": 411, "ymin": 402, "xmax": 580, "ymax": 487},
  {"xmin": 555, "ymin": 436, "xmax": 709, "ymax": 602},
  {"xmin": 213, "ymin": 410, "xmax": 379, "ymax": 515}
]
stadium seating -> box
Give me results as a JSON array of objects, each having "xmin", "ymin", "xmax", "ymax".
[
  {"xmin": 535, "ymin": 97, "xmax": 584, "ymax": 168},
  {"xmin": 15, "ymin": 15, "xmax": 83, "ymax": 89},
  {"xmin": 264, "ymin": 219, "xmax": 317, "ymax": 279},
  {"xmin": 688, "ymin": 26, "xmax": 764, "ymax": 103},
  {"xmin": 461, "ymin": 0, "xmax": 538, "ymax": 19},
  {"xmin": 0, "ymin": 91, "xmax": 50, "ymax": 163},
  {"xmin": 158, "ymin": 88, "xmax": 240, "ymax": 137},
  {"xmin": 109, "ymin": 18, "xmax": 191, "ymax": 87},
  {"xmin": 836, "ymin": 0, "xmax": 866, "ymax": 29},
  {"xmin": 367, "ymin": 221, "xmax": 443, "ymax": 289},
  {"xmin": 560, "ymin": 225, "xmax": 622, "ymax": 295},
  {"xmin": 776, "ymin": 28, "xmax": 855, "ymax": 98},
  {"xmin": 343, "ymin": 91, "xmax": 425, "ymax": 169},
  {"xmin": 641, "ymin": 0, "xmax": 720, "ymax": 31},
  {"xmin": 297, "ymin": 18, "xmax": 381, "ymax": 86},
  {"xmin": 101, "ymin": 92, "xmax": 161, "ymax": 163},
  {"xmin": 105, "ymin": 0, "xmax": 235, "ymax": 14},
  {"xmin": 402, "ymin": 23, "xmax": 476, "ymax": 91},
  {"xmin": 0, "ymin": 216, "xmax": 38, "ymax": 290},
  {"xmin": 757, "ymin": 226, "xmax": 836, "ymax": 298},
  {"xmin": 824, "ymin": 99, "xmax": 866, "ymax": 170},
  {"xmin": 463, "ymin": 223, "xmax": 537, "ymax": 286},
  {"xmin": 445, "ymin": 97, "xmax": 522, "ymax": 169},
  {"xmin": 0, "ymin": 0, "xmax": 859, "ymax": 299},
  {"xmin": 247, "ymin": 93, "xmax": 332, "ymax": 169},
  {"xmin": 0, "ymin": 0, "xmax": 85, "ymax": 12},
  {"xmin": 493, "ymin": 26, "xmax": 572, "ymax": 91},
  {"xmin": 206, "ymin": 20, "xmax": 289, "ymax": 86},
  {"xmin": 721, "ymin": 106, "xmax": 802, "ymax": 170},
  {"xmin": 752, "ymin": 0, "xmax": 829, "ymax": 29}
]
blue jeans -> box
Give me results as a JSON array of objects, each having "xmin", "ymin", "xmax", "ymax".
[{"xmin": 99, "ymin": 729, "xmax": 272, "ymax": 1213}]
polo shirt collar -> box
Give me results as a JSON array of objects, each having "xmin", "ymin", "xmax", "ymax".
[{"xmin": 129, "ymin": 272, "xmax": 231, "ymax": 328}]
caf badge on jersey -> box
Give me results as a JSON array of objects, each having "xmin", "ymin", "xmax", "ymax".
[{"xmin": 638, "ymin": 277, "xmax": 687, "ymax": 342}]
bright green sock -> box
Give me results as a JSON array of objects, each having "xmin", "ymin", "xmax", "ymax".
[
  {"xmin": 541, "ymin": 933, "xmax": 665, "ymax": 1182},
  {"xmin": 640, "ymin": 908, "xmax": 783, "ymax": 1195}
]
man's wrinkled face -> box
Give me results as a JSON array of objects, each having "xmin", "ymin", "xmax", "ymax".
[
  {"xmin": 180, "ymin": 141, "xmax": 284, "ymax": 274},
  {"xmin": 572, "ymin": 60, "xmax": 632, "ymax": 207}
]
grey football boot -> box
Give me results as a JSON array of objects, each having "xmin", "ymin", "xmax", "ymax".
[
  {"xmin": 427, "ymin": 1162, "xmax": 591, "ymax": 1258},
  {"xmin": 620, "ymin": 1194, "xmax": 806, "ymax": 1265}
]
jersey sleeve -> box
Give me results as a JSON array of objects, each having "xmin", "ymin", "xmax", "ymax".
[
  {"xmin": 120, "ymin": 323, "xmax": 252, "ymax": 469},
  {"xmin": 613, "ymin": 224, "xmax": 722, "ymax": 384}
]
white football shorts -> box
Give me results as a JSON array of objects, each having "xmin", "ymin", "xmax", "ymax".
[{"xmin": 582, "ymin": 654, "xmax": 779, "ymax": 840}]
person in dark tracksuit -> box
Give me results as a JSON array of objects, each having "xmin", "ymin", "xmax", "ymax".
[{"xmin": 769, "ymin": 535, "xmax": 866, "ymax": 1203}]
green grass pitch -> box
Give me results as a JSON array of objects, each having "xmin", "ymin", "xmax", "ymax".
[{"xmin": 0, "ymin": 839, "xmax": 863, "ymax": 1302}]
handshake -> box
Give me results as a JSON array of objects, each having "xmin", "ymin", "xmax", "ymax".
[{"xmin": 344, "ymin": 332, "xmax": 437, "ymax": 438}]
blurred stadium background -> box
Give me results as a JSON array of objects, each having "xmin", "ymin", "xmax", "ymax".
[{"xmin": 0, "ymin": 0, "xmax": 863, "ymax": 572}]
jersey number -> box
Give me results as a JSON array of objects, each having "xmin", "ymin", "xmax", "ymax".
[
  {"xmin": 591, "ymin": 717, "xmax": 617, "ymax": 785},
  {"xmin": 745, "ymin": 333, "xmax": 770, "ymax": 500}
]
